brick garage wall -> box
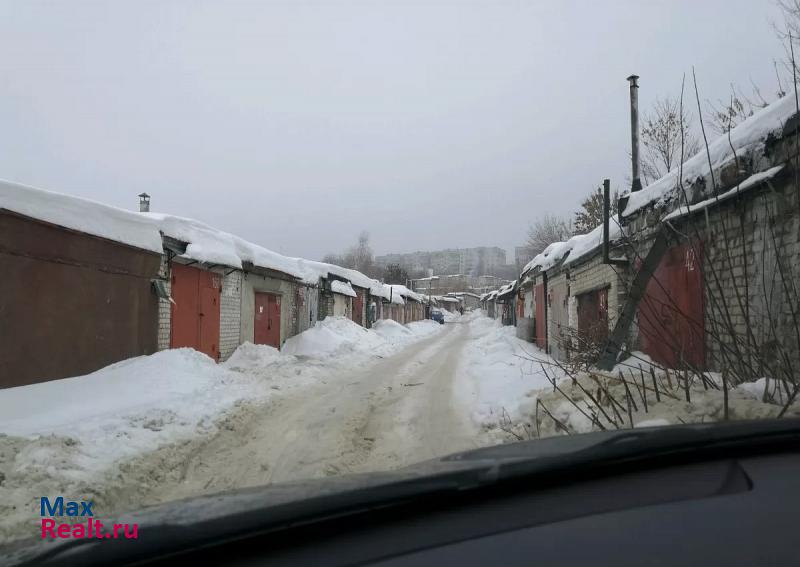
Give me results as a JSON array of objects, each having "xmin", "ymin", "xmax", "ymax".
[
  {"xmin": 318, "ymin": 291, "xmax": 334, "ymax": 320},
  {"xmin": 547, "ymin": 270, "xmax": 569, "ymax": 361},
  {"xmin": 219, "ymin": 269, "xmax": 242, "ymax": 361},
  {"xmin": 295, "ymin": 284, "xmax": 319, "ymax": 334},
  {"xmin": 691, "ymin": 174, "xmax": 800, "ymax": 377},
  {"xmin": 157, "ymin": 255, "xmax": 172, "ymax": 351},
  {"xmin": 568, "ymin": 253, "xmax": 628, "ymax": 335}
]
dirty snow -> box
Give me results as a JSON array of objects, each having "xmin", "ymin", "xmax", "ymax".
[{"xmin": 454, "ymin": 315, "xmax": 565, "ymax": 443}]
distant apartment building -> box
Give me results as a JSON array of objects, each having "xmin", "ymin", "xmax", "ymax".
[{"xmin": 376, "ymin": 247, "xmax": 507, "ymax": 277}]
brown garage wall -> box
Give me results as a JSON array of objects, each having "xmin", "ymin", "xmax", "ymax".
[{"xmin": 0, "ymin": 211, "xmax": 161, "ymax": 388}]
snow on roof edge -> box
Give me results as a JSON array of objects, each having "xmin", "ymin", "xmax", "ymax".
[
  {"xmin": 0, "ymin": 179, "xmax": 164, "ymax": 254},
  {"xmin": 622, "ymin": 94, "xmax": 797, "ymax": 218}
]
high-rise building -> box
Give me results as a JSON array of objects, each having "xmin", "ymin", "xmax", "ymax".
[{"xmin": 376, "ymin": 247, "xmax": 507, "ymax": 277}]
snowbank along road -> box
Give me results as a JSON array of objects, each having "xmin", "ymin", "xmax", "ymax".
[
  {"xmin": 3, "ymin": 312, "xmax": 547, "ymax": 545},
  {"xmin": 152, "ymin": 319, "xmax": 479, "ymax": 503}
]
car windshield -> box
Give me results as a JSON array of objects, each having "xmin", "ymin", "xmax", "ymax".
[{"xmin": 1, "ymin": 0, "xmax": 799, "ymax": 555}]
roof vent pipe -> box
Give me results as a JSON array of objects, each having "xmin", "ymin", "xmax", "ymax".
[
  {"xmin": 627, "ymin": 74, "xmax": 642, "ymax": 192},
  {"xmin": 138, "ymin": 192, "xmax": 150, "ymax": 213}
]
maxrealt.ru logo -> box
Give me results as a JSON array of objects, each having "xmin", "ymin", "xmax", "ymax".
[{"xmin": 40, "ymin": 497, "xmax": 138, "ymax": 540}]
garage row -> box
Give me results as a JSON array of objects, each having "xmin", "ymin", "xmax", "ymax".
[{"xmin": 0, "ymin": 182, "xmax": 426, "ymax": 389}]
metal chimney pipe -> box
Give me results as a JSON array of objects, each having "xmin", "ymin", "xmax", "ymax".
[
  {"xmin": 627, "ymin": 75, "xmax": 642, "ymax": 192},
  {"xmin": 602, "ymin": 179, "xmax": 610, "ymax": 264},
  {"xmin": 138, "ymin": 192, "xmax": 150, "ymax": 213}
]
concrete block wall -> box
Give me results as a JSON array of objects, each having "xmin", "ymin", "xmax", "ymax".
[
  {"xmin": 157, "ymin": 255, "xmax": 171, "ymax": 351},
  {"xmin": 219, "ymin": 269, "xmax": 242, "ymax": 360}
]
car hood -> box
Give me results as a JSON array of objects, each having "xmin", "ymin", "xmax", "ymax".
[{"xmin": 8, "ymin": 420, "xmax": 800, "ymax": 566}]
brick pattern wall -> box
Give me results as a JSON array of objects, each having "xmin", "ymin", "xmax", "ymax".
[
  {"xmin": 547, "ymin": 271, "xmax": 569, "ymax": 360},
  {"xmin": 568, "ymin": 255, "xmax": 627, "ymax": 333},
  {"xmin": 696, "ymin": 177, "xmax": 800, "ymax": 377},
  {"xmin": 219, "ymin": 269, "xmax": 242, "ymax": 361},
  {"xmin": 318, "ymin": 292, "xmax": 334, "ymax": 320},
  {"xmin": 157, "ymin": 255, "xmax": 171, "ymax": 351}
]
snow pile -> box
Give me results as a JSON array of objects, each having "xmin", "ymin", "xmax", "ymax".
[
  {"xmin": 454, "ymin": 315, "xmax": 564, "ymax": 443},
  {"xmin": 372, "ymin": 318, "xmax": 414, "ymax": 339},
  {"xmin": 623, "ymin": 94, "xmax": 796, "ymax": 217},
  {"xmin": 0, "ymin": 349, "xmax": 282, "ymax": 475},
  {"xmin": 0, "ymin": 179, "xmax": 164, "ymax": 253},
  {"xmin": 441, "ymin": 309, "xmax": 461, "ymax": 322},
  {"xmin": 331, "ymin": 280, "xmax": 357, "ymax": 297},
  {"xmin": 405, "ymin": 319, "xmax": 446, "ymax": 338},
  {"xmin": 530, "ymin": 362, "xmax": 800, "ymax": 438},
  {"xmin": 283, "ymin": 316, "xmax": 444, "ymax": 359},
  {"xmin": 282, "ymin": 317, "xmax": 384, "ymax": 357},
  {"xmin": 221, "ymin": 342, "xmax": 297, "ymax": 373}
]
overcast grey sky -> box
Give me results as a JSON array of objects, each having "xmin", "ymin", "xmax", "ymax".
[{"xmin": 0, "ymin": 0, "xmax": 785, "ymax": 260}]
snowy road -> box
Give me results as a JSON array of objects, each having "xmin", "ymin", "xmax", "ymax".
[
  {"xmin": 1, "ymin": 314, "xmax": 550, "ymax": 545},
  {"xmin": 147, "ymin": 321, "xmax": 479, "ymax": 504}
]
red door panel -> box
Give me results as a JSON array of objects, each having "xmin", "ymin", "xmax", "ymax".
[
  {"xmin": 352, "ymin": 290, "xmax": 364, "ymax": 326},
  {"xmin": 254, "ymin": 292, "xmax": 281, "ymax": 348},
  {"xmin": 577, "ymin": 288, "xmax": 608, "ymax": 345},
  {"xmin": 170, "ymin": 263, "xmax": 200, "ymax": 350},
  {"xmin": 638, "ymin": 241, "xmax": 705, "ymax": 369},
  {"xmin": 254, "ymin": 292, "xmax": 270, "ymax": 345},
  {"xmin": 170, "ymin": 263, "xmax": 220, "ymax": 360}
]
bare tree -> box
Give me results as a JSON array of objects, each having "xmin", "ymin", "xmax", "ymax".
[
  {"xmin": 322, "ymin": 231, "xmax": 376, "ymax": 276},
  {"xmin": 574, "ymin": 186, "xmax": 619, "ymax": 235},
  {"xmin": 343, "ymin": 231, "xmax": 374, "ymax": 275},
  {"xmin": 321, "ymin": 253, "xmax": 344, "ymax": 265},
  {"xmin": 526, "ymin": 214, "xmax": 573, "ymax": 256},
  {"xmin": 640, "ymin": 96, "xmax": 701, "ymax": 185},
  {"xmin": 705, "ymin": 83, "xmax": 773, "ymax": 135}
]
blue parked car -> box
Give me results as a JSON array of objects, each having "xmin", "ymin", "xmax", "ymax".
[{"xmin": 430, "ymin": 309, "xmax": 445, "ymax": 324}]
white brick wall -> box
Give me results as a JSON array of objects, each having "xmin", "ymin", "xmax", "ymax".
[
  {"xmin": 157, "ymin": 255, "xmax": 171, "ymax": 351},
  {"xmin": 219, "ymin": 270, "xmax": 242, "ymax": 361}
]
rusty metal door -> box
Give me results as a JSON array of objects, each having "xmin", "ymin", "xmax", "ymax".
[
  {"xmin": 577, "ymin": 288, "xmax": 609, "ymax": 347},
  {"xmin": 352, "ymin": 290, "xmax": 365, "ymax": 326},
  {"xmin": 254, "ymin": 292, "xmax": 281, "ymax": 348},
  {"xmin": 638, "ymin": 241, "xmax": 705, "ymax": 369},
  {"xmin": 171, "ymin": 263, "xmax": 220, "ymax": 360},
  {"xmin": 534, "ymin": 283, "xmax": 546, "ymax": 349}
]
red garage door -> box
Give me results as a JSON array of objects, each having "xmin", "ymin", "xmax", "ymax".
[
  {"xmin": 352, "ymin": 289, "xmax": 365, "ymax": 326},
  {"xmin": 254, "ymin": 292, "xmax": 281, "ymax": 349},
  {"xmin": 577, "ymin": 287, "xmax": 609, "ymax": 346},
  {"xmin": 171, "ymin": 263, "xmax": 221, "ymax": 360},
  {"xmin": 638, "ymin": 241, "xmax": 705, "ymax": 369}
]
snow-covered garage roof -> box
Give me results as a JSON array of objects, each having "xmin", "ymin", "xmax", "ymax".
[
  {"xmin": 0, "ymin": 179, "xmax": 164, "ymax": 254},
  {"xmin": 330, "ymin": 280, "xmax": 357, "ymax": 297},
  {"xmin": 622, "ymin": 94, "xmax": 797, "ymax": 218}
]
